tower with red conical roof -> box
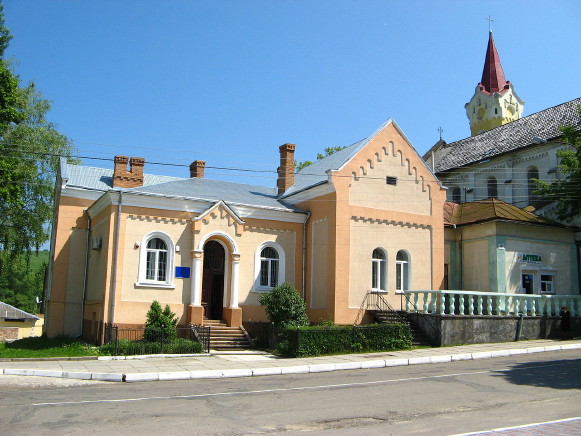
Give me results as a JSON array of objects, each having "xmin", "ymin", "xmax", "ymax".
[{"xmin": 465, "ymin": 32, "xmax": 525, "ymax": 136}]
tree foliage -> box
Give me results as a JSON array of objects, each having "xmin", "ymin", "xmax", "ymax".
[
  {"xmin": 258, "ymin": 282, "xmax": 309, "ymax": 329},
  {"xmin": 534, "ymin": 105, "xmax": 581, "ymax": 222},
  {"xmin": 295, "ymin": 146, "xmax": 346, "ymax": 171},
  {"xmin": 0, "ymin": 2, "xmax": 75, "ymax": 310},
  {"xmin": 144, "ymin": 300, "xmax": 179, "ymax": 341}
]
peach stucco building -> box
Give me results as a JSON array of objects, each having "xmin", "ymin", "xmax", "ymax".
[{"xmin": 45, "ymin": 118, "xmax": 446, "ymax": 341}]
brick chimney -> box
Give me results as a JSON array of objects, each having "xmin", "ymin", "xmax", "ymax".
[
  {"xmin": 190, "ymin": 160, "xmax": 206, "ymax": 178},
  {"xmin": 277, "ymin": 143, "xmax": 295, "ymax": 195},
  {"xmin": 112, "ymin": 156, "xmax": 145, "ymax": 188}
]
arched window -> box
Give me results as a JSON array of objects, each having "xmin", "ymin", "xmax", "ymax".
[
  {"xmin": 395, "ymin": 250, "xmax": 410, "ymax": 293},
  {"xmin": 138, "ymin": 232, "xmax": 174, "ymax": 287},
  {"xmin": 146, "ymin": 238, "xmax": 168, "ymax": 281},
  {"xmin": 260, "ymin": 246, "xmax": 280, "ymax": 289},
  {"xmin": 527, "ymin": 167, "xmax": 539, "ymax": 206},
  {"xmin": 451, "ymin": 187, "xmax": 461, "ymax": 203},
  {"xmin": 487, "ymin": 177, "xmax": 498, "ymax": 199},
  {"xmin": 371, "ymin": 248, "xmax": 387, "ymax": 292}
]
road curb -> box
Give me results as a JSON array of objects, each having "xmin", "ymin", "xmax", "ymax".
[{"xmin": 2, "ymin": 342, "xmax": 580, "ymax": 383}]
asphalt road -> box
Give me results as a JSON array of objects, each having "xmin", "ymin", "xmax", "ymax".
[{"xmin": 1, "ymin": 350, "xmax": 580, "ymax": 435}]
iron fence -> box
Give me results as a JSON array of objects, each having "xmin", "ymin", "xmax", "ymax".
[{"xmin": 104, "ymin": 324, "xmax": 210, "ymax": 355}]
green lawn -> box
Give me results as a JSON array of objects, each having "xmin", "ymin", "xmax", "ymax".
[{"xmin": 0, "ymin": 336, "xmax": 100, "ymax": 358}]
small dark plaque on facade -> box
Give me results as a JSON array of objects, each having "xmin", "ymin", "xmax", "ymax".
[
  {"xmin": 175, "ymin": 267, "xmax": 190, "ymax": 278},
  {"xmin": 386, "ymin": 176, "xmax": 397, "ymax": 186}
]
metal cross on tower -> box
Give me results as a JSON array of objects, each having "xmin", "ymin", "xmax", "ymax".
[{"xmin": 485, "ymin": 15, "xmax": 494, "ymax": 32}]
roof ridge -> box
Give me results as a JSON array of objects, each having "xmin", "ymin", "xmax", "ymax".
[{"xmin": 447, "ymin": 96, "xmax": 581, "ymax": 146}]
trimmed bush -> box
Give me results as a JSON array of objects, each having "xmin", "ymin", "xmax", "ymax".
[
  {"xmin": 280, "ymin": 323, "xmax": 412, "ymax": 357},
  {"xmin": 258, "ymin": 282, "xmax": 309, "ymax": 329}
]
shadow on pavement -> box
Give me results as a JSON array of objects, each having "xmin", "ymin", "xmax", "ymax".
[{"xmin": 494, "ymin": 358, "xmax": 581, "ymax": 390}]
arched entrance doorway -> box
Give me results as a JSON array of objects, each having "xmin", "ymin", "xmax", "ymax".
[{"xmin": 202, "ymin": 240, "xmax": 225, "ymax": 320}]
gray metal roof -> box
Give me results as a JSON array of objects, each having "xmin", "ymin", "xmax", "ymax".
[
  {"xmin": 433, "ymin": 97, "xmax": 581, "ymax": 173},
  {"xmin": 0, "ymin": 302, "xmax": 39, "ymax": 320},
  {"xmin": 60, "ymin": 159, "xmax": 300, "ymax": 212},
  {"xmin": 282, "ymin": 118, "xmax": 395, "ymax": 198},
  {"xmin": 132, "ymin": 177, "xmax": 298, "ymax": 211},
  {"xmin": 61, "ymin": 159, "xmax": 182, "ymax": 191}
]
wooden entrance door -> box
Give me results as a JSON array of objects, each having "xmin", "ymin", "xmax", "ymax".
[{"xmin": 202, "ymin": 241, "xmax": 225, "ymax": 320}]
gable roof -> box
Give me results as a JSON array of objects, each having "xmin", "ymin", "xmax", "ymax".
[
  {"xmin": 432, "ymin": 97, "xmax": 581, "ymax": 173},
  {"xmin": 0, "ymin": 301, "xmax": 39, "ymax": 320},
  {"xmin": 282, "ymin": 118, "xmax": 411, "ymax": 198},
  {"xmin": 444, "ymin": 198, "xmax": 563, "ymax": 227}
]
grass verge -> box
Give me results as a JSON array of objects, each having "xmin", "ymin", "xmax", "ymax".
[{"xmin": 0, "ymin": 336, "xmax": 99, "ymax": 358}]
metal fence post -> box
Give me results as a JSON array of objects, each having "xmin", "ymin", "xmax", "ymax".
[
  {"xmin": 114, "ymin": 325, "xmax": 119, "ymax": 356},
  {"xmin": 160, "ymin": 324, "xmax": 165, "ymax": 354}
]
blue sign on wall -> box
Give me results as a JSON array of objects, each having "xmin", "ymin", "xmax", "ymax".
[{"xmin": 175, "ymin": 267, "xmax": 190, "ymax": 278}]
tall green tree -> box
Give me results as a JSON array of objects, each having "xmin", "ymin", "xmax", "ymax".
[
  {"xmin": 534, "ymin": 105, "xmax": 581, "ymax": 222},
  {"xmin": 0, "ymin": 2, "xmax": 75, "ymax": 309}
]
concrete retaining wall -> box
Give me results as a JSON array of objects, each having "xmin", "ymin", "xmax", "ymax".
[{"xmin": 410, "ymin": 314, "xmax": 580, "ymax": 346}]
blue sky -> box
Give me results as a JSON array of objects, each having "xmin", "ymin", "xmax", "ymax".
[{"xmin": 4, "ymin": 0, "xmax": 581, "ymax": 186}]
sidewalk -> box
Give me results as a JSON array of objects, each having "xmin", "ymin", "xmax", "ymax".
[{"xmin": 1, "ymin": 339, "xmax": 579, "ymax": 383}]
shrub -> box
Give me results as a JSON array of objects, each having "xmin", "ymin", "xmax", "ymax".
[
  {"xmin": 144, "ymin": 300, "xmax": 178, "ymax": 342},
  {"xmin": 280, "ymin": 323, "xmax": 412, "ymax": 357},
  {"xmin": 100, "ymin": 338, "xmax": 202, "ymax": 356},
  {"xmin": 258, "ymin": 282, "xmax": 309, "ymax": 329}
]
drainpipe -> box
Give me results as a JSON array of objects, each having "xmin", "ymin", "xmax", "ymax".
[
  {"xmin": 302, "ymin": 211, "xmax": 311, "ymax": 301},
  {"xmin": 109, "ymin": 191, "xmax": 123, "ymax": 325},
  {"xmin": 80, "ymin": 209, "xmax": 91, "ymax": 337},
  {"xmin": 453, "ymin": 224, "xmax": 463, "ymax": 289}
]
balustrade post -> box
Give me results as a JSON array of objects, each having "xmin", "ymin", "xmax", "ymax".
[
  {"xmin": 439, "ymin": 293, "xmax": 445, "ymax": 314},
  {"xmin": 459, "ymin": 294, "xmax": 465, "ymax": 315},
  {"xmin": 422, "ymin": 293, "xmax": 428, "ymax": 313},
  {"xmin": 430, "ymin": 293, "xmax": 438, "ymax": 314},
  {"xmin": 405, "ymin": 293, "xmax": 410, "ymax": 312},
  {"xmin": 477, "ymin": 296, "xmax": 483, "ymax": 315},
  {"xmin": 488, "ymin": 296, "xmax": 493, "ymax": 315},
  {"xmin": 413, "ymin": 293, "xmax": 419, "ymax": 312},
  {"xmin": 447, "ymin": 294, "xmax": 454, "ymax": 314}
]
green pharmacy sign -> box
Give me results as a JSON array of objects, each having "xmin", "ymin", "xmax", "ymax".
[{"xmin": 516, "ymin": 253, "xmax": 543, "ymax": 264}]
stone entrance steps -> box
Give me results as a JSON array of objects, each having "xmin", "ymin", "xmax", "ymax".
[
  {"xmin": 371, "ymin": 310, "xmax": 432, "ymax": 347},
  {"xmin": 204, "ymin": 319, "xmax": 253, "ymax": 351}
]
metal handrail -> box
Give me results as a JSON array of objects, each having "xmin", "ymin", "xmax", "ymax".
[
  {"xmin": 354, "ymin": 291, "xmax": 408, "ymax": 325},
  {"xmin": 403, "ymin": 293, "xmax": 439, "ymax": 343}
]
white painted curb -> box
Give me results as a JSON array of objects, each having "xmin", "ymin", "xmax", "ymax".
[
  {"xmin": 221, "ymin": 368, "xmax": 253, "ymax": 378},
  {"xmin": 124, "ymin": 372, "xmax": 160, "ymax": 382},
  {"xmin": 334, "ymin": 362, "xmax": 363, "ymax": 370},
  {"xmin": 91, "ymin": 373, "xmax": 124, "ymax": 382},
  {"xmin": 158, "ymin": 371, "xmax": 191, "ymax": 381},
  {"xmin": 361, "ymin": 359, "xmax": 386, "ymax": 369},
  {"xmin": 385, "ymin": 358, "xmax": 409, "ymax": 367},
  {"xmin": 279, "ymin": 365, "xmax": 309, "ymax": 375},
  {"xmin": 308, "ymin": 363, "xmax": 336, "ymax": 373},
  {"xmin": 430, "ymin": 355, "xmax": 452, "ymax": 364},
  {"xmin": 252, "ymin": 367, "xmax": 283, "ymax": 376}
]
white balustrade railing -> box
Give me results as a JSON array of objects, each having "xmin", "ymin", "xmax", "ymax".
[{"xmin": 404, "ymin": 290, "xmax": 581, "ymax": 317}]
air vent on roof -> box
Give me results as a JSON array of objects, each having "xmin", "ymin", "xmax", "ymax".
[{"xmin": 386, "ymin": 176, "xmax": 397, "ymax": 186}]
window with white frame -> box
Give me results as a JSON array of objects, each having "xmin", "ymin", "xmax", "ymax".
[
  {"xmin": 137, "ymin": 232, "xmax": 174, "ymax": 287},
  {"xmin": 395, "ymin": 250, "xmax": 409, "ymax": 292},
  {"xmin": 371, "ymin": 248, "xmax": 387, "ymax": 292},
  {"xmin": 541, "ymin": 274, "xmax": 555, "ymax": 293},
  {"xmin": 255, "ymin": 243, "xmax": 285, "ymax": 290}
]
